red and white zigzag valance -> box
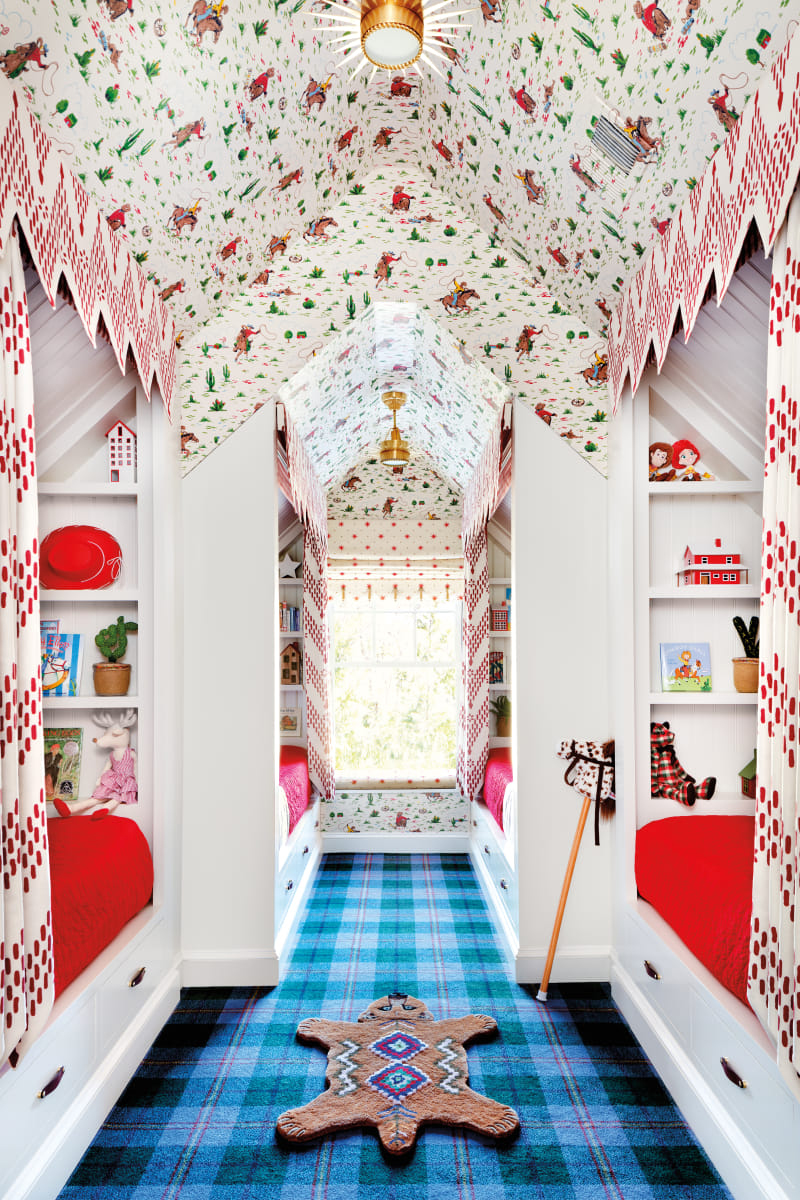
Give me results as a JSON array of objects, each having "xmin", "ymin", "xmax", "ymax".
[
  {"xmin": 0, "ymin": 78, "xmax": 175, "ymax": 413},
  {"xmin": 608, "ymin": 25, "xmax": 800, "ymax": 411}
]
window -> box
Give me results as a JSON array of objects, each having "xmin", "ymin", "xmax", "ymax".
[{"xmin": 332, "ymin": 599, "xmax": 460, "ymax": 780}]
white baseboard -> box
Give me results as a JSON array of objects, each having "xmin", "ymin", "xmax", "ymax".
[
  {"xmin": 612, "ymin": 957, "xmax": 793, "ymax": 1200},
  {"xmin": 181, "ymin": 950, "xmax": 280, "ymax": 988},
  {"xmin": 322, "ymin": 833, "xmax": 470, "ymax": 854},
  {"xmin": 9, "ymin": 967, "xmax": 181, "ymax": 1200},
  {"xmin": 514, "ymin": 946, "xmax": 612, "ymax": 987},
  {"xmin": 275, "ymin": 843, "xmax": 321, "ymax": 964}
]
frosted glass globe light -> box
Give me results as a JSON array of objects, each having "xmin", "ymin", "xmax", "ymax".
[{"xmin": 363, "ymin": 25, "xmax": 420, "ymax": 67}]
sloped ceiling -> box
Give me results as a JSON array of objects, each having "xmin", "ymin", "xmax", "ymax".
[{"xmin": 3, "ymin": 0, "xmax": 793, "ymax": 478}]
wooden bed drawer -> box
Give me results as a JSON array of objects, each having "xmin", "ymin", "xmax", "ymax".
[
  {"xmin": 97, "ymin": 917, "xmax": 172, "ymax": 1052},
  {"xmin": 0, "ymin": 994, "xmax": 96, "ymax": 1197},
  {"xmin": 617, "ymin": 912, "xmax": 690, "ymax": 1043},
  {"xmin": 690, "ymin": 989, "xmax": 800, "ymax": 1187}
]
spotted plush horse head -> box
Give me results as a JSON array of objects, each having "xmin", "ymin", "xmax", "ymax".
[{"xmin": 358, "ymin": 994, "xmax": 434, "ymax": 1025}]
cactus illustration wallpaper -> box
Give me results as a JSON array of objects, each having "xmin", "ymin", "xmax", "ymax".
[{"xmin": 2, "ymin": 0, "xmax": 794, "ymax": 483}]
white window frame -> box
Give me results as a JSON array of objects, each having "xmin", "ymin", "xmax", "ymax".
[{"xmin": 330, "ymin": 598, "xmax": 463, "ymax": 786}]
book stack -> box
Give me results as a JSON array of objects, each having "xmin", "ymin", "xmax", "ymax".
[
  {"xmin": 43, "ymin": 727, "xmax": 83, "ymax": 800},
  {"xmin": 279, "ymin": 602, "xmax": 301, "ymax": 632},
  {"xmin": 489, "ymin": 650, "xmax": 504, "ymax": 684}
]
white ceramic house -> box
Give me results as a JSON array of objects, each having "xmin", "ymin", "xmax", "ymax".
[{"xmin": 105, "ymin": 420, "xmax": 137, "ymax": 484}]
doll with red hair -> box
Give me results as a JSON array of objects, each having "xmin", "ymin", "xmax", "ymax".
[{"xmin": 672, "ymin": 438, "xmax": 705, "ymax": 481}]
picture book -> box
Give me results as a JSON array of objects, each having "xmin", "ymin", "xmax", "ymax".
[
  {"xmin": 659, "ymin": 642, "xmax": 712, "ymax": 692},
  {"xmin": 43, "ymin": 727, "xmax": 83, "ymax": 800},
  {"xmin": 42, "ymin": 633, "xmax": 83, "ymax": 697},
  {"xmin": 40, "ymin": 618, "xmax": 60, "ymax": 657},
  {"xmin": 489, "ymin": 650, "xmax": 504, "ymax": 684},
  {"xmin": 280, "ymin": 707, "xmax": 301, "ymax": 735}
]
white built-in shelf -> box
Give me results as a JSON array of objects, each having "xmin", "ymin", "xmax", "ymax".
[
  {"xmin": 489, "ymin": 736, "xmax": 511, "ymax": 747},
  {"xmin": 649, "ymin": 586, "xmax": 760, "ymax": 600},
  {"xmin": 38, "ymin": 482, "xmax": 139, "ymax": 496},
  {"xmin": 279, "ymin": 631, "xmax": 303, "ymax": 638},
  {"xmin": 279, "ymin": 684, "xmax": 303, "ymax": 692},
  {"xmin": 649, "ymin": 691, "xmax": 758, "ymax": 706},
  {"xmin": 279, "ymin": 578, "xmax": 303, "ymax": 585},
  {"xmin": 648, "ymin": 480, "xmax": 761, "ymax": 496},
  {"xmin": 489, "ymin": 577, "xmax": 512, "ymax": 585},
  {"xmin": 489, "ymin": 630, "xmax": 511, "ymax": 638},
  {"xmin": 43, "ymin": 695, "xmax": 140, "ymax": 709},
  {"xmin": 41, "ymin": 589, "xmax": 139, "ymax": 603},
  {"xmin": 488, "ymin": 683, "xmax": 509, "ymax": 691}
]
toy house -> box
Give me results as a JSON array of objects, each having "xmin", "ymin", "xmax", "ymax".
[
  {"xmin": 280, "ymin": 640, "xmax": 302, "ymax": 685},
  {"xmin": 739, "ymin": 750, "xmax": 757, "ymax": 799},
  {"xmin": 677, "ymin": 538, "xmax": 749, "ymax": 586},
  {"xmin": 106, "ymin": 420, "xmax": 137, "ymax": 483}
]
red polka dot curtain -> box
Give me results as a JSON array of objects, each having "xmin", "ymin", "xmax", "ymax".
[
  {"xmin": 749, "ymin": 189, "xmax": 800, "ymax": 1099},
  {"xmin": 0, "ymin": 224, "xmax": 54, "ymax": 1068},
  {"xmin": 456, "ymin": 527, "xmax": 489, "ymax": 803}
]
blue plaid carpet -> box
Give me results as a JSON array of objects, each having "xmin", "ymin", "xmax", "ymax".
[{"xmin": 60, "ymin": 854, "xmax": 731, "ymax": 1198}]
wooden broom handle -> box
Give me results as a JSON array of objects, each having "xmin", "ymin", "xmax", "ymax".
[{"xmin": 537, "ymin": 791, "xmax": 593, "ymax": 1002}]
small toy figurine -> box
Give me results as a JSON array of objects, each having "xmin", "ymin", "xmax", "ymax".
[
  {"xmin": 672, "ymin": 438, "xmax": 708, "ymax": 481},
  {"xmin": 649, "ymin": 441, "xmax": 675, "ymax": 481},
  {"xmin": 53, "ymin": 710, "xmax": 137, "ymax": 820}
]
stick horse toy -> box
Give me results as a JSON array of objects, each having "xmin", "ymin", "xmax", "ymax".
[{"xmin": 537, "ymin": 738, "xmax": 615, "ymax": 1002}]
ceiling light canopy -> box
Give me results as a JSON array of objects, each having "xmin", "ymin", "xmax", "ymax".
[
  {"xmin": 379, "ymin": 390, "xmax": 411, "ymax": 467},
  {"xmin": 305, "ymin": 0, "xmax": 474, "ymax": 82}
]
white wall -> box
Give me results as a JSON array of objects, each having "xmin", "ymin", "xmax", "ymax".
[
  {"xmin": 513, "ymin": 401, "xmax": 612, "ymax": 983},
  {"xmin": 181, "ymin": 403, "xmax": 279, "ymax": 985}
]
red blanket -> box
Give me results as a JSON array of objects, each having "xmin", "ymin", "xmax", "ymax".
[
  {"xmin": 280, "ymin": 745, "xmax": 312, "ymax": 835},
  {"xmin": 484, "ymin": 748, "xmax": 513, "ymax": 831},
  {"xmin": 48, "ymin": 816, "xmax": 154, "ymax": 998},
  {"xmin": 635, "ymin": 815, "xmax": 754, "ymax": 1005}
]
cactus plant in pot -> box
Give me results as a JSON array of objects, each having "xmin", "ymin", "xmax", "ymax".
[
  {"xmin": 732, "ymin": 615, "xmax": 759, "ymax": 693},
  {"xmin": 93, "ymin": 616, "xmax": 138, "ymax": 696},
  {"xmin": 490, "ymin": 694, "xmax": 511, "ymax": 738}
]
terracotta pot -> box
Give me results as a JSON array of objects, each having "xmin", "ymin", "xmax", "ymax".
[
  {"xmin": 732, "ymin": 657, "xmax": 759, "ymax": 694},
  {"xmin": 495, "ymin": 715, "xmax": 510, "ymax": 738},
  {"xmin": 93, "ymin": 662, "xmax": 131, "ymax": 696}
]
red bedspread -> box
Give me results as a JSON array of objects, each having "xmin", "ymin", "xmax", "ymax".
[
  {"xmin": 48, "ymin": 815, "xmax": 154, "ymax": 998},
  {"xmin": 635, "ymin": 815, "xmax": 754, "ymax": 1005},
  {"xmin": 280, "ymin": 745, "xmax": 312, "ymax": 835},
  {"xmin": 484, "ymin": 748, "xmax": 513, "ymax": 831}
]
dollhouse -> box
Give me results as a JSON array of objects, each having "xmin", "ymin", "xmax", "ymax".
[
  {"xmin": 678, "ymin": 540, "xmax": 749, "ymax": 586},
  {"xmin": 105, "ymin": 420, "xmax": 137, "ymax": 484}
]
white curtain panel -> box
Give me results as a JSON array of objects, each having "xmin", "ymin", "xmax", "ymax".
[
  {"xmin": 749, "ymin": 189, "xmax": 800, "ymax": 1100},
  {"xmin": 456, "ymin": 528, "xmax": 489, "ymax": 802},
  {"xmin": 303, "ymin": 525, "xmax": 335, "ymax": 800},
  {"xmin": 0, "ymin": 226, "xmax": 54, "ymax": 1067}
]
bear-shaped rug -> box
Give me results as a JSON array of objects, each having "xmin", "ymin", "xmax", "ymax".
[{"xmin": 276, "ymin": 992, "xmax": 520, "ymax": 1156}]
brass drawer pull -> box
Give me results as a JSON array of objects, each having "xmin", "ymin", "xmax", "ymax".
[
  {"xmin": 129, "ymin": 966, "xmax": 146, "ymax": 988},
  {"xmin": 720, "ymin": 1057, "xmax": 747, "ymax": 1089},
  {"xmin": 286, "ymin": 879, "xmax": 294, "ymax": 891},
  {"xmin": 500, "ymin": 879, "xmax": 508, "ymax": 890},
  {"xmin": 484, "ymin": 844, "xmax": 491, "ymax": 855},
  {"xmin": 643, "ymin": 960, "xmax": 661, "ymax": 981},
  {"xmin": 37, "ymin": 1066, "xmax": 64, "ymax": 1099}
]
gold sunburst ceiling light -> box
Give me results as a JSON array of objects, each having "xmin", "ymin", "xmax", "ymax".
[
  {"xmin": 306, "ymin": 0, "xmax": 474, "ymax": 81},
  {"xmin": 379, "ymin": 390, "xmax": 411, "ymax": 467}
]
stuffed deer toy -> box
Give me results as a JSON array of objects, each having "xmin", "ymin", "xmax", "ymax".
[{"xmin": 53, "ymin": 709, "xmax": 137, "ymax": 820}]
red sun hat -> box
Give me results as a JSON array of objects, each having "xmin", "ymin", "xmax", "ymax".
[{"xmin": 40, "ymin": 526, "xmax": 123, "ymax": 590}]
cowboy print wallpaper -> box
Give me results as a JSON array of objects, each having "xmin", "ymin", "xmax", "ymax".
[{"xmin": 1, "ymin": 0, "xmax": 795, "ymax": 482}]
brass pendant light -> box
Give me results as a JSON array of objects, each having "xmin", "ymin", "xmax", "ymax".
[{"xmin": 379, "ymin": 390, "xmax": 411, "ymax": 467}]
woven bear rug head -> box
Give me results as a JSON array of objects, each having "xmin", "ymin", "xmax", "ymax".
[{"xmin": 276, "ymin": 993, "xmax": 520, "ymax": 1157}]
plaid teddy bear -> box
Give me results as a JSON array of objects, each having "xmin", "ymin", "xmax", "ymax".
[{"xmin": 650, "ymin": 721, "xmax": 716, "ymax": 807}]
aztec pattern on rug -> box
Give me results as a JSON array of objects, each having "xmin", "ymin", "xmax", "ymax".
[{"xmin": 60, "ymin": 854, "xmax": 732, "ymax": 1198}]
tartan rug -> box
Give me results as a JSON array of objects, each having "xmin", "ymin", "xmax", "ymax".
[{"xmin": 60, "ymin": 854, "xmax": 731, "ymax": 1198}]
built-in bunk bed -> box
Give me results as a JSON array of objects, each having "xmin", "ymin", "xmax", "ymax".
[
  {"xmin": 608, "ymin": 31, "xmax": 800, "ymax": 1200},
  {"xmin": 0, "ymin": 84, "xmax": 180, "ymax": 1200}
]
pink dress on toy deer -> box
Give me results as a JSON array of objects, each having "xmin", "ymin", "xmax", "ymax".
[{"xmin": 53, "ymin": 710, "xmax": 137, "ymax": 820}]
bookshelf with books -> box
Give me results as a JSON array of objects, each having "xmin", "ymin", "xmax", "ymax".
[
  {"xmin": 488, "ymin": 531, "xmax": 512, "ymax": 747},
  {"xmin": 278, "ymin": 532, "xmax": 306, "ymax": 746}
]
